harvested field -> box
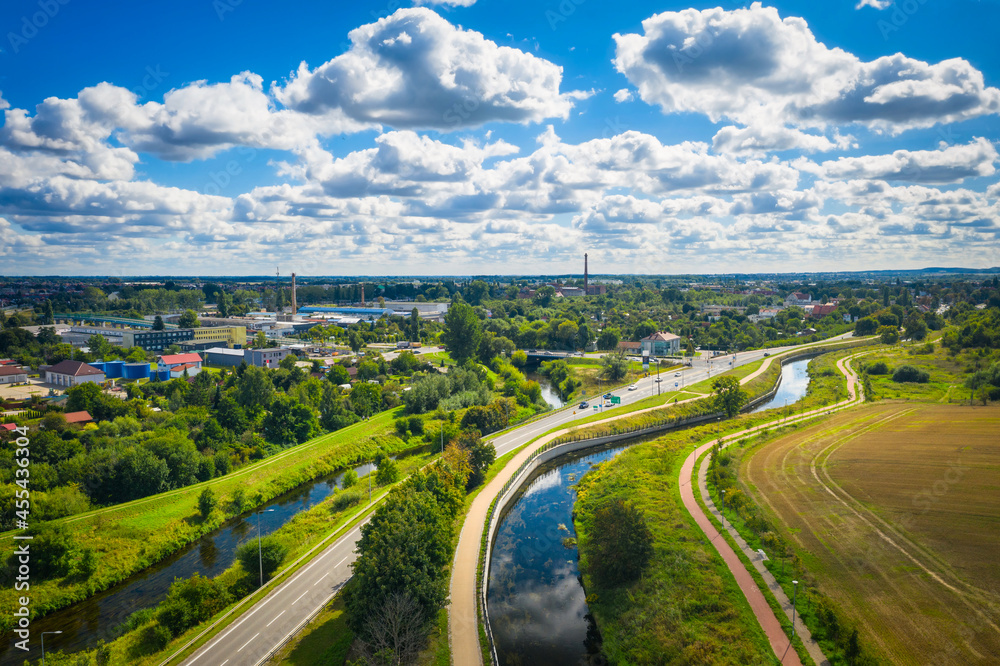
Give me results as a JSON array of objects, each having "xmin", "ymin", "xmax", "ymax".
[{"xmin": 742, "ymin": 403, "xmax": 1000, "ymax": 665}]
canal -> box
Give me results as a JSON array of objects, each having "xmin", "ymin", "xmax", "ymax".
[{"xmin": 487, "ymin": 357, "xmax": 814, "ymax": 664}]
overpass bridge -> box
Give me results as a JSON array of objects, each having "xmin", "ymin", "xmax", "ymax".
[
  {"xmin": 523, "ymin": 349, "xmax": 579, "ymax": 362},
  {"xmin": 53, "ymin": 313, "xmax": 179, "ymax": 329}
]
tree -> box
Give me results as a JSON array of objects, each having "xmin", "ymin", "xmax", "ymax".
[
  {"xmin": 532, "ymin": 285, "xmax": 556, "ymax": 307},
  {"xmin": 152, "ymin": 315, "xmax": 165, "ymax": 331},
  {"xmin": 236, "ymin": 537, "xmax": 287, "ymax": 583},
  {"xmin": 456, "ymin": 429, "xmax": 495, "ymax": 489},
  {"xmin": 327, "ymin": 364, "xmax": 351, "ymax": 385},
  {"xmin": 254, "ymin": 331, "xmax": 268, "ymax": 348},
  {"xmin": 348, "ymin": 329, "xmax": 364, "ymax": 354},
  {"xmin": 685, "ymin": 339, "xmax": 696, "ymax": 357},
  {"xmin": 877, "ymin": 325, "xmax": 900, "ymax": 345},
  {"xmin": 409, "ymin": 307, "xmax": 421, "ymax": 342},
  {"xmin": 358, "ymin": 359, "xmax": 379, "ymax": 381},
  {"xmin": 601, "ymin": 349, "xmax": 629, "ymax": 381},
  {"xmin": 712, "ymin": 376, "xmax": 748, "ymax": 417},
  {"xmin": 353, "ymin": 591, "xmax": 426, "ymax": 666},
  {"xmin": 197, "ymin": 488, "xmax": 217, "ymax": 519},
  {"xmin": 263, "ymin": 394, "xmax": 319, "ymax": 445},
  {"xmin": 350, "ymin": 381, "xmax": 382, "ymax": 418},
  {"xmin": 510, "ymin": 350, "xmax": 527, "ymax": 368},
  {"xmin": 42, "ymin": 299, "xmax": 54, "ymax": 325},
  {"xmin": 596, "ymin": 328, "xmax": 620, "ymax": 351},
  {"xmin": 905, "ymin": 318, "xmax": 928, "ymax": 341},
  {"xmin": 178, "ymin": 309, "xmax": 200, "ymax": 328},
  {"xmin": 464, "ymin": 280, "xmax": 489, "ymax": 306},
  {"xmin": 235, "ymin": 365, "xmax": 274, "ymax": 414},
  {"xmin": 441, "ymin": 301, "xmax": 482, "ymax": 364},
  {"xmin": 854, "ymin": 316, "xmax": 878, "ymax": 336},
  {"xmin": 892, "ymin": 364, "xmax": 930, "ymax": 383},
  {"xmin": 585, "ymin": 499, "xmax": 653, "ymax": 587},
  {"xmin": 341, "ymin": 469, "xmax": 358, "ymax": 488},
  {"xmin": 376, "ymin": 457, "xmax": 400, "ymax": 485},
  {"xmin": 576, "ymin": 322, "xmax": 592, "ymax": 350}
]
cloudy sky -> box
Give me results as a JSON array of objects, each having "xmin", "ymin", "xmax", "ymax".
[{"xmin": 1, "ymin": 0, "xmax": 998, "ymax": 276}]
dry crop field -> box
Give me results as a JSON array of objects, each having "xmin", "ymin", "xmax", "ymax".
[{"xmin": 742, "ymin": 403, "xmax": 1000, "ymax": 664}]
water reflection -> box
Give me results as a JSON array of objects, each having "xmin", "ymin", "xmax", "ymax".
[
  {"xmin": 752, "ymin": 358, "xmax": 811, "ymax": 413},
  {"xmin": 488, "ymin": 447, "xmax": 622, "ymax": 666}
]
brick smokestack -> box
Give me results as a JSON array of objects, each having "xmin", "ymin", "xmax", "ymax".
[
  {"xmin": 291, "ymin": 273, "xmax": 297, "ymax": 314},
  {"xmin": 361, "ymin": 283, "xmax": 365, "ymax": 305},
  {"xmin": 584, "ymin": 253, "xmax": 588, "ymax": 294}
]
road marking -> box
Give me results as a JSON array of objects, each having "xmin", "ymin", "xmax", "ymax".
[
  {"xmin": 265, "ymin": 610, "xmax": 285, "ymax": 627},
  {"xmin": 314, "ymin": 572, "xmax": 329, "ymax": 586},
  {"xmin": 238, "ymin": 633, "xmax": 259, "ymax": 652},
  {"xmin": 334, "ymin": 555, "xmax": 348, "ymax": 568},
  {"xmin": 293, "ymin": 590, "xmax": 309, "ymax": 605}
]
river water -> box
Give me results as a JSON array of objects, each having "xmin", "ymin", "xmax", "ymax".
[
  {"xmin": 751, "ymin": 358, "xmax": 811, "ymax": 413},
  {"xmin": 0, "ymin": 461, "xmax": 380, "ymax": 665},
  {"xmin": 487, "ymin": 358, "xmax": 813, "ymax": 664},
  {"xmin": 526, "ymin": 371, "xmax": 566, "ymax": 409}
]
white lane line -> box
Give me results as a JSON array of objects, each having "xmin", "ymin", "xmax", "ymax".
[
  {"xmin": 238, "ymin": 633, "xmax": 259, "ymax": 652},
  {"xmin": 334, "ymin": 555, "xmax": 349, "ymax": 568},
  {"xmin": 293, "ymin": 590, "xmax": 309, "ymax": 605},
  {"xmin": 313, "ymin": 572, "xmax": 330, "ymax": 586},
  {"xmin": 220, "ymin": 661, "xmax": 229, "ymax": 665},
  {"xmin": 265, "ymin": 610, "xmax": 285, "ymax": 627}
]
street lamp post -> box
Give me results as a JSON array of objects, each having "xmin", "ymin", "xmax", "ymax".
[
  {"xmin": 41, "ymin": 631, "xmax": 62, "ymax": 666},
  {"xmin": 791, "ymin": 580, "xmax": 799, "ymax": 638},
  {"xmin": 256, "ymin": 508, "xmax": 275, "ymax": 588}
]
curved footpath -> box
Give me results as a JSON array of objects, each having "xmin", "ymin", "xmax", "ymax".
[
  {"xmin": 678, "ymin": 352, "xmax": 863, "ymax": 666},
  {"xmin": 448, "ymin": 343, "xmax": 864, "ymax": 666}
]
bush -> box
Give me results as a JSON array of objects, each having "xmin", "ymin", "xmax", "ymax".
[
  {"xmin": 341, "ymin": 469, "xmax": 358, "ymax": 489},
  {"xmin": 156, "ymin": 574, "xmax": 233, "ymax": 636},
  {"xmin": 138, "ymin": 624, "xmax": 172, "ymax": 654},
  {"xmin": 236, "ymin": 537, "xmax": 287, "ymax": 583},
  {"xmin": 892, "ymin": 364, "xmax": 930, "ymax": 383},
  {"xmin": 331, "ymin": 488, "xmax": 364, "ymax": 513},
  {"xmin": 866, "ymin": 360, "xmax": 890, "ymax": 375}
]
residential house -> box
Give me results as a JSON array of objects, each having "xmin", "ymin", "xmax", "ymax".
[{"xmin": 0, "ymin": 366, "xmax": 28, "ymax": 384}]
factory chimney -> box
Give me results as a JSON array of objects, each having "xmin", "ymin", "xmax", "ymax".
[
  {"xmin": 584, "ymin": 253, "xmax": 589, "ymax": 294},
  {"xmin": 291, "ymin": 273, "xmax": 297, "ymax": 314},
  {"xmin": 361, "ymin": 283, "xmax": 365, "ymax": 306}
]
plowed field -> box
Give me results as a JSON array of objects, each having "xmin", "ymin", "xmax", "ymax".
[{"xmin": 743, "ymin": 403, "xmax": 1000, "ymax": 665}]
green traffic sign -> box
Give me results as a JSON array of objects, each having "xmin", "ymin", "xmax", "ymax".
[{"xmin": 611, "ymin": 396, "xmax": 621, "ymax": 404}]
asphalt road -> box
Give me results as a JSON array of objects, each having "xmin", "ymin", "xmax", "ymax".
[{"xmin": 181, "ymin": 333, "xmax": 854, "ymax": 665}]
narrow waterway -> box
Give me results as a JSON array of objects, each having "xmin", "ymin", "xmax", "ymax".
[
  {"xmin": 751, "ymin": 358, "xmax": 811, "ymax": 413},
  {"xmin": 487, "ymin": 358, "xmax": 814, "ymax": 665},
  {"xmin": 0, "ymin": 460, "xmax": 382, "ymax": 665},
  {"xmin": 487, "ymin": 445, "xmax": 624, "ymax": 666},
  {"xmin": 526, "ymin": 370, "xmax": 566, "ymax": 409}
]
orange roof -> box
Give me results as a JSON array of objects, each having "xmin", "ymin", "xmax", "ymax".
[
  {"xmin": 170, "ymin": 363, "xmax": 199, "ymax": 372},
  {"xmin": 159, "ymin": 353, "xmax": 202, "ymax": 365},
  {"xmin": 63, "ymin": 411, "xmax": 93, "ymax": 424}
]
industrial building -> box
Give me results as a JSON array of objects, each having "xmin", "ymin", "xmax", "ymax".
[
  {"xmin": 0, "ymin": 366, "xmax": 29, "ymax": 384},
  {"xmin": 247, "ymin": 348, "xmax": 290, "ymax": 368},
  {"xmin": 204, "ymin": 347, "xmax": 245, "ymax": 367},
  {"xmin": 45, "ymin": 360, "xmax": 106, "ymax": 387},
  {"xmin": 123, "ymin": 328, "xmax": 194, "ymax": 351}
]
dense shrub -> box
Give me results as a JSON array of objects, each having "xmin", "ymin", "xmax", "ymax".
[
  {"xmin": 892, "ymin": 364, "xmax": 930, "ymax": 383},
  {"xmin": 156, "ymin": 574, "xmax": 232, "ymax": 636},
  {"xmin": 375, "ymin": 458, "xmax": 400, "ymax": 486},
  {"xmin": 866, "ymin": 360, "xmax": 890, "ymax": 375},
  {"xmin": 340, "ymin": 469, "xmax": 358, "ymax": 489}
]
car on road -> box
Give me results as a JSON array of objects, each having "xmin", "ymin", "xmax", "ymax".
[
  {"xmin": 763, "ymin": 352, "xmax": 771, "ymax": 357},
  {"xmin": 628, "ymin": 384, "xmax": 637, "ymax": 391},
  {"xmin": 674, "ymin": 372, "xmax": 681, "ymax": 377},
  {"xmin": 579, "ymin": 401, "xmax": 589, "ymax": 409},
  {"xmin": 603, "ymin": 392, "xmax": 613, "ymax": 399}
]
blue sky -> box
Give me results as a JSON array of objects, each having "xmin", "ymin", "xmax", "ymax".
[{"xmin": 1, "ymin": 0, "xmax": 998, "ymax": 275}]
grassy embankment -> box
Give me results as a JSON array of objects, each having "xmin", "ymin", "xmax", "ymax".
[
  {"xmin": 572, "ymin": 419, "xmax": 784, "ymax": 664},
  {"xmin": 0, "ymin": 408, "xmax": 415, "ymax": 631},
  {"xmin": 47, "ymin": 449, "xmax": 439, "ymax": 665}
]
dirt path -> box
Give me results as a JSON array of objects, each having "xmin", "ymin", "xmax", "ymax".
[{"xmin": 448, "ymin": 344, "xmax": 863, "ymax": 665}]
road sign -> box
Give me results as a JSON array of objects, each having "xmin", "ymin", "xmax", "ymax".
[
  {"xmin": 610, "ymin": 396, "xmax": 620, "ymax": 404},
  {"xmin": 675, "ymin": 382, "xmax": 678, "ymax": 388}
]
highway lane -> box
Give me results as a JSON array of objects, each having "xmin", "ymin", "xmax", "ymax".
[{"xmin": 180, "ymin": 334, "xmax": 854, "ymax": 665}]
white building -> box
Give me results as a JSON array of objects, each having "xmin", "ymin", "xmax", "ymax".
[{"xmin": 45, "ymin": 360, "xmax": 106, "ymax": 387}]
